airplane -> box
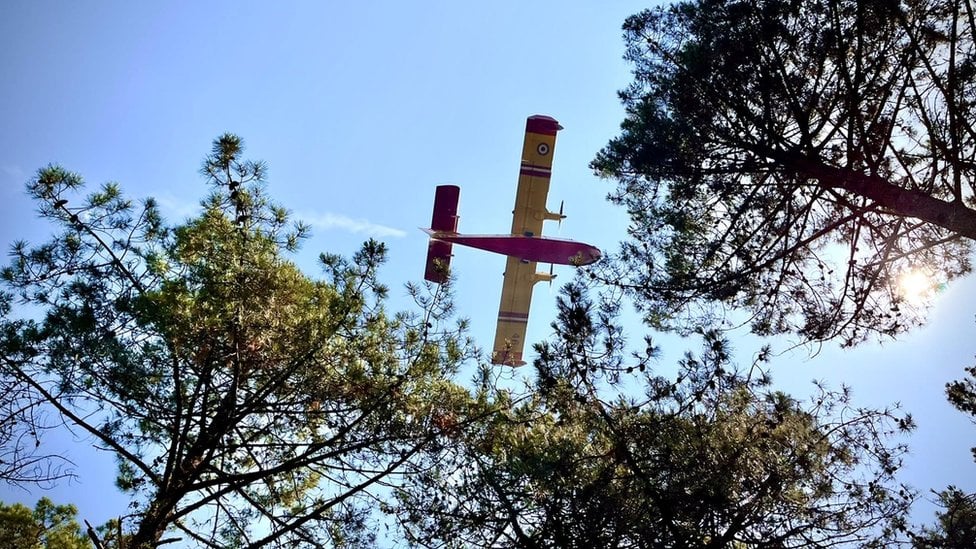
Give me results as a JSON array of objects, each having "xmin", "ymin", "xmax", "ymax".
[{"xmin": 423, "ymin": 115, "xmax": 601, "ymax": 366}]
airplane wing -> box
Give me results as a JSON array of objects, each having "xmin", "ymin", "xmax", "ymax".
[
  {"xmin": 491, "ymin": 115, "xmax": 562, "ymax": 365},
  {"xmin": 508, "ymin": 115, "xmax": 564, "ymax": 237},
  {"xmin": 492, "ymin": 257, "xmax": 537, "ymax": 365}
]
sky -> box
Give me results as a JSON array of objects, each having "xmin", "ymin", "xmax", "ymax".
[{"xmin": 1, "ymin": 0, "xmax": 974, "ymax": 537}]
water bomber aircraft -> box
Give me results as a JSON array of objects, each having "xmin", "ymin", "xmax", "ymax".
[{"xmin": 423, "ymin": 115, "xmax": 601, "ymax": 365}]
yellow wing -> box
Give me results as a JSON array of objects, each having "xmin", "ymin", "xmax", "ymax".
[
  {"xmin": 491, "ymin": 115, "xmax": 562, "ymax": 366},
  {"xmin": 509, "ymin": 115, "xmax": 564, "ymax": 236}
]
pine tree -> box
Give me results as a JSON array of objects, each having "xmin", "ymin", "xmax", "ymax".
[
  {"xmin": 0, "ymin": 134, "xmax": 478, "ymax": 547},
  {"xmin": 593, "ymin": 0, "xmax": 976, "ymax": 346}
]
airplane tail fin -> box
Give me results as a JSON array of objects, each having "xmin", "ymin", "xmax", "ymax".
[{"xmin": 424, "ymin": 185, "xmax": 460, "ymax": 283}]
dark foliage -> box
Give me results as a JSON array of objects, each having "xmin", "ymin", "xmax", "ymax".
[
  {"xmin": 912, "ymin": 486, "xmax": 976, "ymax": 548},
  {"xmin": 395, "ymin": 280, "xmax": 915, "ymax": 548},
  {"xmin": 0, "ymin": 135, "xmax": 478, "ymax": 548},
  {"xmin": 594, "ymin": 0, "xmax": 976, "ymax": 345}
]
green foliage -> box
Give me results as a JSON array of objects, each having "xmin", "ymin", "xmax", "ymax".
[
  {"xmin": 947, "ymin": 363, "xmax": 976, "ymax": 461},
  {"xmin": 594, "ymin": 0, "xmax": 976, "ymax": 346},
  {"xmin": 912, "ymin": 487, "xmax": 976, "ymax": 548},
  {"xmin": 911, "ymin": 366, "xmax": 976, "ymax": 546},
  {"xmin": 0, "ymin": 135, "xmax": 479, "ymax": 547},
  {"xmin": 0, "ymin": 498, "xmax": 91, "ymax": 549},
  {"xmin": 396, "ymin": 280, "xmax": 915, "ymax": 547}
]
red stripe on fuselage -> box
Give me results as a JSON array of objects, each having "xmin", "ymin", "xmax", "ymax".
[
  {"xmin": 520, "ymin": 164, "xmax": 552, "ymax": 178},
  {"xmin": 498, "ymin": 311, "xmax": 529, "ymax": 323}
]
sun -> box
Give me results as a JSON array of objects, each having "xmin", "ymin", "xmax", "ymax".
[{"xmin": 897, "ymin": 269, "xmax": 935, "ymax": 304}]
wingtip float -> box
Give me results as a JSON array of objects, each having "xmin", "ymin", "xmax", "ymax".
[{"xmin": 422, "ymin": 115, "xmax": 601, "ymax": 366}]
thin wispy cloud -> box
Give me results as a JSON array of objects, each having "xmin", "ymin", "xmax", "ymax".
[
  {"xmin": 2, "ymin": 165, "xmax": 25, "ymax": 182},
  {"xmin": 301, "ymin": 212, "xmax": 406, "ymax": 238},
  {"xmin": 153, "ymin": 193, "xmax": 201, "ymax": 220},
  {"xmin": 131, "ymin": 194, "xmax": 407, "ymax": 239}
]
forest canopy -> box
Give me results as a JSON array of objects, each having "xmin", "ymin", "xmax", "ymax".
[
  {"xmin": 0, "ymin": 131, "xmax": 929, "ymax": 547},
  {"xmin": 593, "ymin": 0, "xmax": 976, "ymax": 346}
]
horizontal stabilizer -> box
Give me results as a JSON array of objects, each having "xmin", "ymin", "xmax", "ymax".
[
  {"xmin": 430, "ymin": 185, "xmax": 460, "ymax": 232},
  {"xmin": 424, "ymin": 185, "xmax": 461, "ymax": 283}
]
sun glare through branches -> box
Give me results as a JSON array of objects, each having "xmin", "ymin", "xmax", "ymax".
[{"xmin": 897, "ymin": 268, "xmax": 945, "ymax": 305}]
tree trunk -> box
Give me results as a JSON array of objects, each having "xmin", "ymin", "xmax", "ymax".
[{"xmin": 777, "ymin": 150, "xmax": 976, "ymax": 241}]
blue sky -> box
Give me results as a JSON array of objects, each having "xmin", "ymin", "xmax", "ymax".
[{"xmin": 2, "ymin": 0, "xmax": 974, "ymax": 534}]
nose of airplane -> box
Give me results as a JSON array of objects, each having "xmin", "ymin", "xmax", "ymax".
[{"xmin": 586, "ymin": 245, "xmax": 602, "ymax": 264}]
